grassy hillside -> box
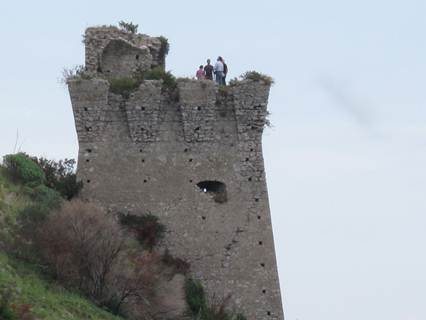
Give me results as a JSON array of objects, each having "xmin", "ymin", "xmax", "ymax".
[{"xmin": 0, "ymin": 167, "xmax": 123, "ymax": 320}]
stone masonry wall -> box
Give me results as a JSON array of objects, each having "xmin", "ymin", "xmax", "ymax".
[
  {"xmin": 84, "ymin": 27, "xmax": 164, "ymax": 75},
  {"xmin": 68, "ymin": 26, "xmax": 284, "ymax": 320},
  {"xmin": 69, "ymin": 78, "xmax": 284, "ymax": 320}
]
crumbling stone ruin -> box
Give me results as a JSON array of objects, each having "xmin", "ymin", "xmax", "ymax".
[{"xmin": 68, "ymin": 25, "xmax": 284, "ymax": 320}]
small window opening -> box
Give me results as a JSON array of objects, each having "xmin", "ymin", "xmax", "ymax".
[
  {"xmin": 135, "ymin": 54, "xmax": 139, "ymax": 60},
  {"xmin": 86, "ymin": 179, "xmax": 91, "ymax": 183},
  {"xmin": 86, "ymin": 148, "xmax": 92, "ymax": 153},
  {"xmin": 184, "ymin": 148, "xmax": 189, "ymax": 152},
  {"xmin": 250, "ymin": 148, "xmax": 254, "ymax": 152},
  {"xmin": 189, "ymin": 158, "xmax": 193, "ymax": 162},
  {"xmin": 86, "ymin": 159, "xmax": 90, "ymax": 162},
  {"xmin": 197, "ymin": 180, "xmax": 228, "ymax": 203},
  {"xmin": 258, "ymin": 241, "xmax": 263, "ymax": 245},
  {"xmin": 84, "ymin": 107, "xmax": 88, "ymax": 111},
  {"xmin": 143, "ymin": 179, "xmax": 147, "ymax": 183},
  {"xmin": 189, "ymin": 179, "xmax": 193, "ymax": 183},
  {"xmin": 201, "ymin": 216, "xmax": 206, "ymax": 220},
  {"xmin": 260, "ymin": 263, "xmax": 265, "ymax": 267},
  {"xmin": 141, "ymin": 159, "xmax": 145, "ymax": 163},
  {"xmin": 267, "ymin": 311, "xmax": 271, "ymax": 316},
  {"xmin": 255, "ymin": 198, "xmax": 259, "ymax": 202},
  {"xmin": 248, "ymin": 177, "xmax": 252, "ymax": 182},
  {"xmin": 262, "ymin": 289, "xmax": 266, "ymax": 294},
  {"xmin": 141, "ymin": 106, "xmax": 145, "ymax": 111},
  {"xmin": 197, "ymin": 106, "xmax": 202, "ymax": 111},
  {"xmin": 257, "ymin": 215, "xmax": 261, "ymax": 220},
  {"xmin": 194, "ymin": 126, "xmax": 200, "ymax": 131}
]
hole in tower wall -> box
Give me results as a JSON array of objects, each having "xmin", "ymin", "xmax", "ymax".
[
  {"xmin": 196, "ymin": 180, "xmax": 228, "ymax": 203},
  {"xmin": 136, "ymin": 54, "xmax": 139, "ymax": 60}
]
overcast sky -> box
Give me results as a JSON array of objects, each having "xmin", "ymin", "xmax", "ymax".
[{"xmin": 1, "ymin": 1, "xmax": 425, "ymax": 319}]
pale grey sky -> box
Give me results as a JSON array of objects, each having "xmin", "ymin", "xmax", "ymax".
[{"xmin": 1, "ymin": 1, "xmax": 425, "ymax": 319}]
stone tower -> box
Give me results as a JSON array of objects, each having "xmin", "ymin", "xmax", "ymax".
[{"xmin": 68, "ymin": 26, "xmax": 284, "ymax": 320}]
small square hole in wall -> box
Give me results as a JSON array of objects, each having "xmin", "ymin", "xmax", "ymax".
[
  {"xmin": 141, "ymin": 159, "xmax": 145, "ymax": 163},
  {"xmin": 248, "ymin": 177, "xmax": 252, "ymax": 181},
  {"xmin": 250, "ymin": 148, "xmax": 254, "ymax": 152},
  {"xmin": 184, "ymin": 148, "xmax": 189, "ymax": 152},
  {"xmin": 260, "ymin": 263, "xmax": 265, "ymax": 267},
  {"xmin": 141, "ymin": 107, "xmax": 145, "ymax": 111},
  {"xmin": 262, "ymin": 289, "xmax": 266, "ymax": 294},
  {"xmin": 86, "ymin": 159, "xmax": 90, "ymax": 162},
  {"xmin": 267, "ymin": 311, "xmax": 271, "ymax": 316},
  {"xmin": 86, "ymin": 148, "xmax": 92, "ymax": 153},
  {"xmin": 189, "ymin": 179, "xmax": 193, "ymax": 183},
  {"xmin": 245, "ymin": 158, "xmax": 249, "ymax": 162},
  {"xmin": 194, "ymin": 127, "xmax": 200, "ymax": 131},
  {"xmin": 189, "ymin": 158, "xmax": 193, "ymax": 162},
  {"xmin": 84, "ymin": 107, "xmax": 88, "ymax": 111},
  {"xmin": 258, "ymin": 241, "xmax": 263, "ymax": 245},
  {"xmin": 197, "ymin": 106, "xmax": 201, "ymax": 111},
  {"xmin": 257, "ymin": 215, "xmax": 261, "ymax": 220},
  {"xmin": 201, "ymin": 216, "xmax": 206, "ymax": 220},
  {"xmin": 143, "ymin": 179, "xmax": 147, "ymax": 183},
  {"xmin": 135, "ymin": 54, "xmax": 139, "ymax": 60},
  {"xmin": 255, "ymin": 198, "xmax": 259, "ymax": 202},
  {"xmin": 86, "ymin": 179, "xmax": 91, "ymax": 183},
  {"xmin": 139, "ymin": 149, "xmax": 143, "ymax": 153}
]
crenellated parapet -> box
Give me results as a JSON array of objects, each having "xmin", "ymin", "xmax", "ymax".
[
  {"xmin": 125, "ymin": 80, "xmax": 163, "ymax": 142},
  {"xmin": 68, "ymin": 78, "xmax": 270, "ymax": 145}
]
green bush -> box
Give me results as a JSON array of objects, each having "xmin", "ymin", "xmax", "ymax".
[
  {"xmin": 185, "ymin": 278, "xmax": 206, "ymax": 316},
  {"xmin": 3, "ymin": 154, "xmax": 45, "ymax": 186},
  {"xmin": 240, "ymin": 71, "xmax": 274, "ymax": 85},
  {"xmin": 136, "ymin": 66, "xmax": 177, "ymax": 90},
  {"xmin": 31, "ymin": 157, "xmax": 82, "ymax": 200},
  {"xmin": 108, "ymin": 77, "xmax": 139, "ymax": 97},
  {"xmin": 118, "ymin": 213, "xmax": 165, "ymax": 250},
  {"xmin": 118, "ymin": 21, "xmax": 138, "ymax": 33},
  {"xmin": 29, "ymin": 185, "xmax": 62, "ymax": 209},
  {"xmin": 185, "ymin": 279, "xmax": 247, "ymax": 320},
  {"xmin": 158, "ymin": 36, "xmax": 170, "ymax": 56}
]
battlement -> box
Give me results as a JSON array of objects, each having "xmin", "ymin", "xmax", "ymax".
[{"xmin": 68, "ymin": 78, "xmax": 271, "ymax": 145}]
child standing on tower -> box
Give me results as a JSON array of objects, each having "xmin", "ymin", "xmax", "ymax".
[{"xmin": 196, "ymin": 65, "xmax": 205, "ymax": 80}]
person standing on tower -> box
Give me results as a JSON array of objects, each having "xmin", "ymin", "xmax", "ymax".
[
  {"xmin": 196, "ymin": 65, "xmax": 205, "ymax": 80},
  {"xmin": 214, "ymin": 56, "xmax": 224, "ymax": 85},
  {"xmin": 204, "ymin": 59, "xmax": 214, "ymax": 80},
  {"xmin": 221, "ymin": 57, "xmax": 228, "ymax": 85}
]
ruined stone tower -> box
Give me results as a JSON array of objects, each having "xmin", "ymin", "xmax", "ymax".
[{"xmin": 68, "ymin": 26, "xmax": 284, "ymax": 320}]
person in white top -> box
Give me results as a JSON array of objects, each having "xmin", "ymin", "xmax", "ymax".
[{"xmin": 213, "ymin": 56, "xmax": 224, "ymax": 85}]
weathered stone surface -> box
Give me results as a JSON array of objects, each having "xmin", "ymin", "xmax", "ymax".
[
  {"xmin": 68, "ymin": 27, "xmax": 284, "ymax": 320},
  {"xmin": 84, "ymin": 26, "xmax": 164, "ymax": 74}
]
